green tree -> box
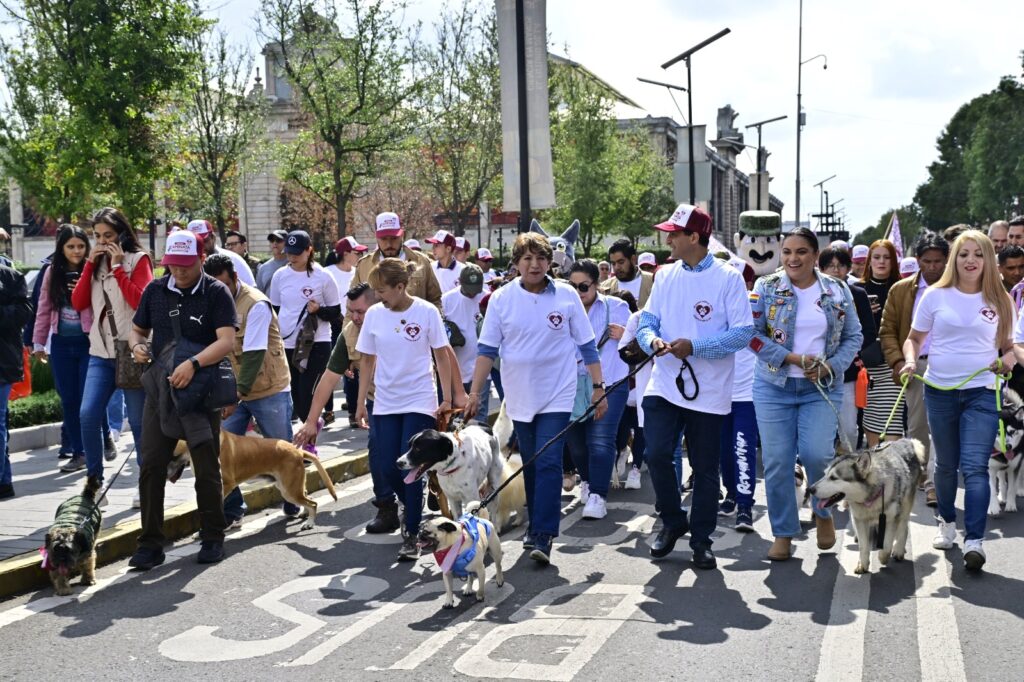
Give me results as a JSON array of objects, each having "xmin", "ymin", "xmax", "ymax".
[
  {"xmin": 415, "ymin": 0, "xmax": 502, "ymax": 236},
  {"xmin": 610, "ymin": 126, "xmax": 674, "ymax": 246},
  {"xmin": 0, "ymin": 0, "xmax": 206, "ymax": 223},
  {"xmin": 853, "ymin": 204, "xmax": 925, "ymax": 252},
  {"xmin": 260, "ymin": 0, "xmax": 424, "ymax": 238}
]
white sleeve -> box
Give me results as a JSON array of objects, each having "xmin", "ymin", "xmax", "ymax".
[
  {"xmin": 619, "ymin": 311, "xmax": 640, "ymax": 349},
  {"xmin": 355, "ymin": 309, "xmax": 377, "ymax": 355},
  {"xmin": 235, "ymin": 255, "xmax": 255, "ymax": 286},
  {"xmin": 427, "ymin": 304, "xmax": 449, "ymax": 350},
  {"xmin": 1014, "ymin": 306, "xmax": 1024, "ymax": 344},
  {"xmin": 242, "ymin": 301, "xmax": 272, "ymax": 352},
  {"xmin": 911, "ymin": 289, "xmax": 935, "ymax": 333},
  {"xmin": 268, "ymin": 269, "xmax": 283, "ymax": 306},
  {"xmin": 323, "ymin": 271, "xmax": 341, "ymax": 306},
  {"xmin": 478, "ymin": 292, "xmax": 505, "ymax": 349},
  {"xmin": 724, "ymin": 271, "xmax": 754, "ymax": 328}
]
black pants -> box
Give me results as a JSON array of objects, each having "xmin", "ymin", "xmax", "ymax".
[
  {"xmin": 138, "ymin": 398, "xmax": 225, "ymax": 549},
  {"xmin": 286, "ymin": 342, "xmax": 332, "ymax": 423}
]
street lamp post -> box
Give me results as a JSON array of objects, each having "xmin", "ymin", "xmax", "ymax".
[
  {"xmin": 795, "ymin": 0, "xmax": 827, "ymax": 228},
  {"xmin": 745, "ymin": 114, "xmax": 788, "ymax": 210},
  {"xmin": 813, "ymin": 174, "xmax": 836, "ymax": 228},
  {"xmin": 660, "ymin": 28, "xmax": 731, "ymax": 205}
]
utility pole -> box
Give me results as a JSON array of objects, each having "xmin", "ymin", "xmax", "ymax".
[
  {"xmin": 745, "ymin": 114, "xmax": 787, "ymax": 210},
  {"xmin": 514, "ymin": 0, "xmax": 530, "ymax": 232},
  {"xmin": 795, "ymin": 0, "xmax": 827, "ymax": 228}
]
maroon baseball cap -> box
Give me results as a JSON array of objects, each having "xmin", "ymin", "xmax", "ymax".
[
  {"xmin": 426, "ymin": 229, "xmax": 457, "ymax": 248},
  {"xmin": 335, "ymin": 236, "xmax": 368, "ymax": 255},
  {"xmin": 654, "ymin": 203, "xmax": 713, "ymax": 237}
]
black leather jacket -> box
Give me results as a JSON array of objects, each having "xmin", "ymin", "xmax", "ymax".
[{"xmin": 0, "ymin": 265, "xmax": 34, "ymax": 384}]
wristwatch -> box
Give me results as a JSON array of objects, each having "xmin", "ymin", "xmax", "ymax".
[
  {"xmin": 592, "ymin": 382, "xmax": 606, "ymax": 390},
  {"xmin": 189, "ymin": 356, "xmax": 201, "ymax": 372}
]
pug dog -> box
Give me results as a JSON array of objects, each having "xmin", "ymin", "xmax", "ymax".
[
  {"xmin": 417, "ymin": 503, "xmax": 504, "ymax": 609},
  {"xmin": 43, "ymin": 476, "xmax": 103, "ymax": 596}
]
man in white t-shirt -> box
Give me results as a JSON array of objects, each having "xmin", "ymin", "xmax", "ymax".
[
  {"xmin": 600, "ymin": 237, "xmax": 654, "ymax": 308},
  {"xmin": 329, "ymin": 236, "xmax": 367, "ymax": 297},
  {"xmin": 635, "ymin": 203, "xmax": 754, "ymax": 570},
  {"xmin": 476, "ymin": 248, "xmax": 498, "ymax": 283},
  {"xmin": 426, "ymin": 229, "xmax": 465, "ymax": 292},
  {"xmin": 442, "ymin": 264, "xmax": 485, "ymax": 399},
  {"xmin": 185, "ymin": 219, "xmax": 256, "ymax": 287}
]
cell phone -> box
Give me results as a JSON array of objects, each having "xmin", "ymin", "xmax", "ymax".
[{"xmin": 867, "ymin": 294, "xmax": 879, "ymax": 303}]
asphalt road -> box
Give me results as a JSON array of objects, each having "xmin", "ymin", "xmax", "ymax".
[{"xmin": 2, "ymin": 469, "xmax": 1023, "ymax": 681}]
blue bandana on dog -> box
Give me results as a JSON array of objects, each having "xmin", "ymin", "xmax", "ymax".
[{"xmin": 434, "ymin": 514, "xmax": 493, "ymax": 579}]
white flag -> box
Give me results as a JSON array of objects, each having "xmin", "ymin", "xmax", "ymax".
[{"xmin": 889, "ymin": 213, "xmax": 904, "ymax": 259}]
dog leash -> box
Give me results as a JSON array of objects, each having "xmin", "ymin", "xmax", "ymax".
[
  {"xmin": 800, "ymin": 354, "xmax": 854, "ymax": 454},
  {"xmin": 879, "ymin": 362, "xmax": 1006, "ymax": 450},
  {"xmin": 475, "ymin": 353, "xmax": 657, "ymax": 511},
  {"xmin": 86, "ymin": 443, "xmax": 138, "ymax": 517}
]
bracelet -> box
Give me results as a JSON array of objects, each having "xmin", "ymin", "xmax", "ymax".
[{"xmin": 467, "ymin": 392, "xmax": 479, "ymax": 399}]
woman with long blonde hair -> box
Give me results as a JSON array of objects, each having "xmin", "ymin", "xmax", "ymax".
[{"xmin": 902, "ymin": 230, "xmax": 1015, "ymax": 572}]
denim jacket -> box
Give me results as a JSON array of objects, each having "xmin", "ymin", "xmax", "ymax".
[{"xmin": 749, "ymin": 270, "xmax": 863, "ymax": 387}]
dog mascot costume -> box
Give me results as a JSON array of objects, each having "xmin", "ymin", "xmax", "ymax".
[
  {"xmin": 529, "ymin": 219, "xmax": 579, "ymax": 276},
  {"xmin": 734, "ymin": 210, "xmax": 782, "ymax": 276}
]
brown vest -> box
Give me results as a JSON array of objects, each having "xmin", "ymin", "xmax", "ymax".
[{"xmin": 232, "ymin": 282, "xmax": 290, "ymax": 400}]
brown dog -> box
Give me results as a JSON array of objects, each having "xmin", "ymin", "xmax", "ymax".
[
  {"xmin": 168, "ymin": 431, "xmax": 338, "ymax": 530},
  {"xmin": 44, "ymin": 476, "xmax": 102, "ymax": 596}
]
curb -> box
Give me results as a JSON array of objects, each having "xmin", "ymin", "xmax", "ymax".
[
  {"xmin": 0, "ymin": 449, "xmax": 369, "ymax": 602},
  {"xmin": 9, "ymin": 422, "xmax": 63, "ymax": 453}
]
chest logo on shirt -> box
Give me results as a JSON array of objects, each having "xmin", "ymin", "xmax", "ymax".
[
  {"xmin": 980, "ymin": 307, "xmax": 997, "ymax": 323},
  {"xmin": 693, "ymin": 301, "xmax": 713, "ymax": 321},
  {"xmin": 546, "ymin": 312, "xmax": 565, "ymax": 330},
  {"xmin": 301, "ymin": 286, "xmax": 314, "ymax": 298},
  {"xmin": 402, "ymin": 323, "xmax": 422, "ymax": 341},
  {"xmin": 189, "ymin": 314, "xmax": 204, "ymax": 325}
]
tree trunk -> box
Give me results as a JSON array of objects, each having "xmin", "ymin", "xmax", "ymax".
[
  {"xmin": 332, "ymin": 154, "xmax": 347, "ymax": 239},
  {"xmin": 212, "ymin": 179, "xmax": 227, "ymax": 243}
]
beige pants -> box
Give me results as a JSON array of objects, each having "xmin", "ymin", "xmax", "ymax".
[{"xmin": 905, "ymin": 355, "xmax": 936, "ymax": 490}]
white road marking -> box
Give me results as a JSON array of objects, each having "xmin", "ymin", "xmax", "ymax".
[
  {"xmin": 814, "ymin": 524, "xmax": 870, "ymax": 682},
  {"xmin": 910, "ymin": 518, "xmax": 967, "ymax": 682}
]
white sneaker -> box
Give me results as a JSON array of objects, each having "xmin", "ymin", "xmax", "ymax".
[
  {"xmin": 625, "ymin": 467, "xmax": 642, "ymax": 490},
  {"xmin": 579, "ymin": 481, "xmax": 590, "ymax": 504},
  {"xmin": 132, "ymin": 493, "xmax": 141, "ymax": 509},
  {"xmin": 616, "ymin": 448, "xmax": 630, "ymax": 477},
  {"xmin": 110, "ymin": 429, "xmax": 121, "ymax": 443},
  {"xmin": 582, "ymin": 493, "xmax": 607, "ymax": 520},
  {"xmin": 932, "ymin": 519, "xmax": 956, "ymax": 549},
  {"xmin": 963, "ymin": 539, "xmax": 986, "ymax": 571}
]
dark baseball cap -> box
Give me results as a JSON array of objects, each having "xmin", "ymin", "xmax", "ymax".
[
  {"xmin": 268, "ymin": 230, "xmax": 288, "ymax": 242},
  {"xmin": 459, "ymin": 264, "xmax": 484, "ymax": 296},
  {"xmin": 284, "ymin": 230, "xmax": 311, "ymax": 254}
]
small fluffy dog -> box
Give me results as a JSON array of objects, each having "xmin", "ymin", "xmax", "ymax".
[
  {"xmin": 43, "ymin": 476, "xmax": 102, "ymax": 596},
  {"xmin": 398, "ymin": 425, "xmax": 526, "ymax": 531},
  {"xmin": 168, "ymin": 430, "xmax": 338, "ymax": 530},
  {"xmin": 417, "ymin": 503, "xmax": 504, "ymax": 609},
  {"xmin": 990, "ymin": 386, "xmax": 1024, "ymax": 516},
  {"xmin": 808, "ymin": 439, "xmax": 925, "ymax": 574}
]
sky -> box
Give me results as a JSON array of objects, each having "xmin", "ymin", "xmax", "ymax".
[{"xmin": 6, "ymin": 0, "xmax": 1023, "ymax": 234}]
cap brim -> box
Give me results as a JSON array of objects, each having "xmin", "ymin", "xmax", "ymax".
[
  {"xmin": 425, "ymin": 238, "xmax": 441, "ymax": 244},
  {"xmin": 377, "ymin": 229, "xmax": 403, "ymax": 238},
  {"xmin": 284, "ymin": 245, "xmax": 308, "ymax": 255},
  {"xmin": 653, "ymin": 221, "xmax": 683, "ymax": 232},
  {"xmin": 462, "ymin": 283, "xmax": 484, "ymax": 295},
  {"xmin": 161, "ymin": 254, "xmax": 199, "ymax": 267},
  {"xmin": 354, "ymin": 245, "xmax": 368, "ymax": 252}
]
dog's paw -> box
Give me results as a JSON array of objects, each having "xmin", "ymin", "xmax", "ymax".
[
  {"xmin": 892, "ymin": 551, "xmax": 905, "ymax": 562},
  {"xmin": 854, "ymin": 561, "xmax": 868, "ymax": 575},
  {"xmin": 475, "ymin": 593, "xmax": 484, "ymax": 603},
  {"xmin": 988, "ymin": 505, "xmax": 1002, "ymax": 517},
  {"xmin": 1006, "ymin": 500, "xmax": 1018, "ymax": 513},
  {"xmin": 496, "ymin": 578, "xmax": 504, "ymax": 588},
  {"xmin": 80, "ymin": 577, "xmax": 96, "ymax": 586},
  {"xmin": 442, "ymin": 602, "xmax": 455, "ymax": 610},
  {"xmin": 879, "ymin": 550, "xmax": 891, "ymax": 566},
  {"xmin": 300, "ymin": 521, "xmax": 314, "ymax": 531},
  {"xmin": 54, "ymin": 586, "xmax": 72, "ymax": 596}
]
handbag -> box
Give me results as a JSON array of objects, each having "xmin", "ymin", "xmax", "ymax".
[
  {"xmin": 859, "ymin": 340, "xmax": 885, "ymax": 367},
  {"xmin": 102, "ymin": 290, "xmax": 145, "ymax": 390},
  {"xmin": 444, "ymin": 318, "xmax": 466, "ymax": 348},
  {"xmin": 618, "ymin": 338, "xmax": 649, "ymax": 366},
  {"xmin": 163, "ymin": 288, "xmax": 238, "ymax": 413}
]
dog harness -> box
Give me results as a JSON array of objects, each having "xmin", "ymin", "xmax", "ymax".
[{"xmin": 433, "ymin": 514, "xmax": 492, "ymax": 579}]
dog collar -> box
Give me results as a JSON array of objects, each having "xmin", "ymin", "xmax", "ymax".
[
  {"xmin": 859, "ymin": 485, "xmax": 884, "ymax": 507},
  {"xmin": 439, "ymin": 465, "xmax": 461, "ymax": 476}
]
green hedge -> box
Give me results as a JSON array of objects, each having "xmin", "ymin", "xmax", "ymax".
[
  {"xmin": 9, "ymin": 389, "xmax": 63, "ymax": 429},
  {"xmin": 30, "ymin": 355, "xmax": 55, "ymax": 394}
]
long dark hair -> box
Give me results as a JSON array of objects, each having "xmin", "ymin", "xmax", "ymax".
[
  {"xmin": 90, "ymin": 207, "xmax": 143, "ymax": 279},
  {"xmin": 48, "ymin": 225, "xmax": 91, "ymax": 309}
]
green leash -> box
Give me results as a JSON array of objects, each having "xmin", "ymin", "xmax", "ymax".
[{"xmin": 880, "ymin": 362, "xmax": 1006, "ymax": 451}]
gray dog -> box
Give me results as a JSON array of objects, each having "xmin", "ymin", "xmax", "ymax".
[{"xmin": 808, "ymin": 439, "xmax": 925, "ymax": 574}]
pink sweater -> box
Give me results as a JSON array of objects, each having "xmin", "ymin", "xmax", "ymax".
[{"xmin": 32, "ymin": 267, "xmax": 94, "ymax": 349}]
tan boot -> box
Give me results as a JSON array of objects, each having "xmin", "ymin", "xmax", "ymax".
[
  {"xmin": 816, "ymin": 515, "xmax": 836, "ymax": 550},
  {"xmin": 767, "ymin": 537, "xmax": 792, "ymax": 561}
]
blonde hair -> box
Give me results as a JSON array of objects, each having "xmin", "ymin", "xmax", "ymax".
[
  {"xmin": 934, "ymin": 230, "xmax": 1013, "ymax": 348},
  {"xmin": 367, "ymin": 257, "xmax": 415, "ymax": 289}
]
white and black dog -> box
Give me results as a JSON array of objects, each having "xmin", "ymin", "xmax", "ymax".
[
  {"xmin": 990, "ymin": 386, "xmax": 1024, "ymax": 516},
  {"xmin": 398, "ymin": 425, "xmax": 526, "ymax": 531}
]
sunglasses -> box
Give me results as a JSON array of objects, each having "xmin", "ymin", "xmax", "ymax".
[{"xmin": 570, "ymin": 281, "xmax": 594, "ymax": 293}]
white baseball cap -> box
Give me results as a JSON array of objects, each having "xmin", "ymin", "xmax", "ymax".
[
  {"xmin": 852, "ymin": 244, "xmax": 869, "ymax": 262},
  {"xmin": 426, "ymin": 229, "xmax": 456, "ymax": 248},
  {"xmin": 476, "ymin": 247, "xmax": 493, "ymax": 261},
  {"xmin": 404, "ymin": 238, "xmax": 421, "ymax": 251},
  {"xmin": 161, "ymin": 230, "xmax": 201, "ymax": 267},
  {"xmin": 638, "ymin": 252, "xmax": 656, "ymax": 267},
  {"xmin": 830, "ymin": 240, "xmax": 851, "ymax": 252},
  {"xmin": 454, "ymin": 236, "xmax": 470, "ymax": 251},
  {"xmin": 375, "ymin": 212, "xmax": 403, "ymax": 237},
  {"xmin": 899, "ymin": 257, "xmax": 919, "ymax": 276}
]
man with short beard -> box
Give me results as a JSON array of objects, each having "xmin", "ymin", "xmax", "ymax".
[
  {"xmin": 599, "ymin": 238, "xmax": 654, "ymax": 308},
  {"xmin": 879, "ymin": 231, "xmax": 950, "ymax": 506},
  {"xmin": 353, "ymin": 212, "xmax": 442, "ymax": 307}
]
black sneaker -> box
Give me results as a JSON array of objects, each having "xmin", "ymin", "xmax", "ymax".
[
  {"xmin": 522, "ymin": 533, "xmax": 535, "ymax": 550},
  {"xmin": 397, "ymin": 534, "xmax": 419, "ymax": 562},
  {"xmin": 59, "ymin": 455, "xmax": 86, "ymax": 472},
  {"xmin": 104, "ymin": 435, "xmax": 117, "ymax": 461},
  {"xmin": 718, "ymin": 497, "xmax": 737, "ymax": 516},
  {"xmin": 0, "ymin": 483, "xmax": 14, "ymax": 500},
  {"xmin": 128, "ymin": 546, "xmax": 166, "ymax": 571},
  {"xmin": 197, "ymin": 540, "xmax": 226, "ymax": 564},
  {"xmin": 322, "ymin": 410, "xmax": 336, "ymax": 425},
  {"xmin": 735, "ymin": 506, "xmax": 754, "ymax": 532},
  {"xmin": 530, "ymin": 535, "xmax": 553, "ymax": 565},
  {"xmin": 283, "ymin": 501, "xmax": 301, "ymax": 517},
  {"xmin": 58, "ymin": 448, "xmax": 73, "ymax": 460}
]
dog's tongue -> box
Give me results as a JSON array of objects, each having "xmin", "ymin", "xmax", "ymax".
[
  {"xmin": 816, "ymin": 499, "xmax": 829, "ymax": 511},
  {"xmin": 403, "ymin": 467, "xmax": 421, "ymax": 484}
]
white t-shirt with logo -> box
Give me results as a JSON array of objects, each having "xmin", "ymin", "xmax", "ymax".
[
  {"xmin": 787, "ymin": 283, "xmax": 829, "ymax": 378},
  {"xmin": 913, "ymin": 287, "xmax": 1001, "ymax": 390},
  {"xmin": 642, "ymin": 258, "xmax": 753, "ymax": 415},
  {"xmin": 434, "ymin": 260, "xmax": 465, "ymax": 293},
  {"xmin": 327, "ymin": 265, "xmax": 355, "ymax": 299},
  {"xmin": 479, "ymin": 278, "xmax": 595, "ymax": 422},
  {"xmin": 356, "ymin": 297, "xmax": 449, "ymax": 417},
  {"xmin": 442, "ymin": 288, "xmax": 483, "ymax": 382},
  {"xmin": 269, "ymin": 264, "xmax": 342, "ymax": 349}
]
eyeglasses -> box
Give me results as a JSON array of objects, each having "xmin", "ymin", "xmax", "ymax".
[{"xmin": 570, "ymin": 281, "xmax": 593, "ymax": 293}]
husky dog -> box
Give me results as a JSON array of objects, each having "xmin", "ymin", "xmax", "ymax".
[
  {"xmin": 43, "ymin": 476, "xmax": 103, "ymax": 596},
  {"xmin": 990, "ymin": 386, "xmax": 1024, "ymax": 516},
  {"xmin": 398, "ymin": 425, "xmax": 526, "ymax": 531},
  {"xmin": 808, "ymin": 439, "xmax": 925, "ymax": 574},
  {"xmin": 417, "ymin": 503, "xmax": 504, "ymax": 609}
]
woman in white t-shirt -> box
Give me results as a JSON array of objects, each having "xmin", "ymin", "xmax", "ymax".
[
  {"xmin": 269, "ymin": 230, "xmax": 342, "ymax": 423},
  {"xmin": 463, "ymin": 232, "xmax": 605, "ymax": 566},
  {"xmin": 750, "ymin": 228, "xmax": 863, "ymax": 562},
  {"xmin": 564, "ymin": 259, "xmax": 630, "ymax": 520},
  {"xmin": 321, "ymin": 237, "xmax": 366, "ymax": 423},
  {"xmin": 355, "ymin": 258, "xmax": 456, "ymax": 561},
  {"xmin": 903, "ymin": 230, "xmax": 1014, "ymax": 572}
]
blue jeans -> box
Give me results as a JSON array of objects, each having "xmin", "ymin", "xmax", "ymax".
[
  {"xmin": 720, "ymin": 401, "xmax": 759, "ymax": 508},
  {"xmin": 372, "ymin": 411, "xmax": 435, "ymax": 535},
  {"xmin": 754, "ymin": 377, "xmax": 841, "ymax": 538},
  {"xmin": 106, "ymin": 389, "xmax": 125, "ymax": 435},
  {"xmin": 0, "ymin": 383, "xmax": 12, "ymax": 485},
  {"xmin": 343, "ymin": 370, "xmax": 359, "ymax": 418},
  {"xmin": 925, "ymin": 385, "xmax": 999, "ymax": 541},
  {"xmin": 642, "ymin": 396, "xmax": 723, "ymax": 549},
  {"xmin": 363, "ymin": 399, "xmax": 392, "ymax": 503},
  {"xmin": 490, "ymin": 366, "xmax": 504, "ymax": 401},
  {"xmin": 513, "ymin": 412, "xmax": 571, "ymax": 538},
  {"xmin": 223, "ymin": 391, "xmax": 296, "ymax": 521},
  {"xmin": 566, "ymin": 382, "xmax": 628, "ymax": 498},
  {"xmin": 49, "ymin": 334, "xmax": 90, "ymax": 455},
  {"xmin": 80, "ymin": 356, "xmax": 144, "ymax": 481}
]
